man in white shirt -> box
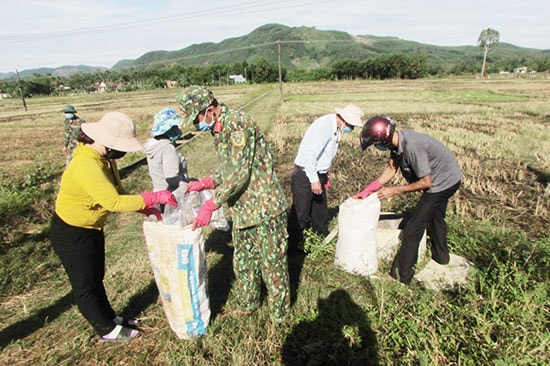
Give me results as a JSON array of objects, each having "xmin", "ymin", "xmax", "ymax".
[{"xmin": 287, "ymin": 104, "xmax": 364, "ymax": 255}]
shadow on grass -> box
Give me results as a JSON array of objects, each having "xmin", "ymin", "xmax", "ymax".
[
  {"xmin": 0, "ymin": 291, "xmax": 74, "ymax": 350},
  {"xmin": 205, "ymin": 224, "xmax": 303, "ymax": 317},
  {"xmin": 204, "ymin": 228, "xmax": 234, "ymax": 318},
  {"xmin": 287, "ymin": 248, "xmax": 306, "ymax": 308},
  {"xmin": 0, "ymin": 281, "xmax": 160, "ymax": 350},
  {"xmin": 281, "ymin": 288, "xmax": 379, "ymax": 365},
  {"xmin": 119, "ymin": 280, "xmax": 160, "ymax": 321},
  {"xmin": 119, "ymin": 158, "xmax": 148, "ymax": 180}
]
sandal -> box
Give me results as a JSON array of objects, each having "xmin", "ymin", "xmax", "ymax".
[
  {"xmin": 99, "ymin": 325, "xmax": 140, "ymax": 343},
  {"xmin": 113, "ymin": 316, "xmax": 139, "ymax": 328}
]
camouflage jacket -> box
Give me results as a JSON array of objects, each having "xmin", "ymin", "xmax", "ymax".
[
  {"xmin": 211, "ymin": 104, "xmax": 287, "ymax": 229},
  {"xmin": 63, "ymin": 117, "xmax": 85, "ymax": 154}
]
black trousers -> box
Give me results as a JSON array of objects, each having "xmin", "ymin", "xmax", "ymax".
[
  {"xmin": 392, "ymin": 181, "xmax": 461, "ymax": 284},
  {"xmin": 50, "ymin": 213, "xmax": 116, "ymax": 336},
  {"xmin": 287, "ymin": 166, "xmax": 329, "ymax": 251}
]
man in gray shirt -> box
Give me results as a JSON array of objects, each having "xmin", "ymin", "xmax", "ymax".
[{"xmin": 355, "ymin": 115, "xmax": 463, "ymax": 284}]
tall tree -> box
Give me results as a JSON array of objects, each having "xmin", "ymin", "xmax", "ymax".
[{"xmin": 478, "ymin": 28, "xmax": 500, "ymax": 78}]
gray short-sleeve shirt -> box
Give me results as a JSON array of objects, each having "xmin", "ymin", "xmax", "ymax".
[{"xmin": 394, "ymin": 129, "xmax": 462, "ymax": 193}]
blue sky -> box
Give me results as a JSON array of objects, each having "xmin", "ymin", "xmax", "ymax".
[{"xmin": 1, "ymin": 0, "xmax": 548, "ymax": 73}]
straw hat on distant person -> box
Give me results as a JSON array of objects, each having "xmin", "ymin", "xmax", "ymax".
[{"xmin": 81, "ymin": 112, "xmax": 142, "ymax": 152}]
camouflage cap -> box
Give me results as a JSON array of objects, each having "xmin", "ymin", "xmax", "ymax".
[
  {"xmin": 176, "ymin": 86, "xmax": 215, "ymax": 128},
  {"xmin": 62, "ymin": 104, "xmax": 77, "ymax": 113}
]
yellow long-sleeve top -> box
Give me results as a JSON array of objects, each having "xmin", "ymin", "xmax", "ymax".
[{"xmin": 55, "ymin": 144, "xmax": 146, "ymax": 230}]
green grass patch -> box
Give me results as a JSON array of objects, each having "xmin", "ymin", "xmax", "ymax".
[{"xmin": 1, "ymin": 79, "xmax": 549, "ymax": 365}]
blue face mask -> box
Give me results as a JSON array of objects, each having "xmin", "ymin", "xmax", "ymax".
[
  {"xmin": 341, "ymin": 123, "xmax": 354, "ymax": 134},
  {"xmin": 165, "ymin": 126, "xmax": 183, "ymax": 142},
  {"xmin": 196, "ymin": 121, "xmax": 214, "ymax": 131},
  {"xmin": 195, "ymin": 112, "xmax": 215, "ymax": 131},
  {"xmin": 375, "ymin": 144, "xmax": 389, "ymax": 152},
  {"xmin": 65, "ymin": 113, "xmax": 75, "ymax": 119}
]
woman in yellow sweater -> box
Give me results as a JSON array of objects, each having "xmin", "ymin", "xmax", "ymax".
[{"xmin": 50, "ymin": 112, "xmax": 177, "ymax": 343}]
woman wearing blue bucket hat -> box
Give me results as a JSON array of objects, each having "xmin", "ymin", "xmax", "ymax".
[{"xmin": 144, "ymin": 107, "xmax": 189, "ymax": 195}]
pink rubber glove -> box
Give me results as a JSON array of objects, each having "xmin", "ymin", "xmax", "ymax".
[
  {"xmin": 186, "ymin": 177, "xmax": 215, "ymax": 193},
  {"xmin": 324, "ymin": 178, "xmax": 331, "ymax": 191},
  {"xmin": 192, "ymin": 198, "xmax": 219, "ymax": 230},
  {"xmin": 353, "ymin": 179, "xmax": 382, "ymax": 199},
  {"xmin": 139, "ymin": 207, "xmax": 162, "ymax": 221},
  {"xmin": 141, "ymin": 190, "xmax": 178, "ymax": 207}
]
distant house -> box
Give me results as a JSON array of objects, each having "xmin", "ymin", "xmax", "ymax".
[
  {"xmin": 229, "ymin": 74, "xmax": 247, "ymax": 84},
  {"xmin": 513, "ymin": 67, "xmax": 528, "ymax": 74},
  {"xmin": 165, "ymin": 80, "xmax": 178, "ymax": 88}
]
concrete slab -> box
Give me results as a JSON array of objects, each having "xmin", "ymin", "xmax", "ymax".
[
  {"xmin": 376, "ymin": 213, "xmax": 426, "ymax": 262},
  {"xmin": 415, "ymin": 254, "xmax": 476, "ymax": 291}
]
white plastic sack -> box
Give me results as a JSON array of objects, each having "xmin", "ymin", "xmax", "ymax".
[
  {"xmin": 163, "ymin": 182, "xmax": 230, "ymax": 231},
  {"xmin": 198, "ymin": 190, "xmax": 231, "ymax": 231},
  {"xmin": 142, "ymin": 221, "xmax": 210, "ymax": 339},
  {"xmin": 334, "ymin": 195, "xmax": 381, "ymax": 276}
]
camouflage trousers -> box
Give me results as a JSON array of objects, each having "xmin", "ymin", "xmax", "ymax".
[{"xmin": 232, "ymin": 212, "xmax": 290, "ymax": 323}]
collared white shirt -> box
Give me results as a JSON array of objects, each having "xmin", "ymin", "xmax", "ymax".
[{"xmin": 294, "ymin": 114, "xmax": 340, "ymax": 183}]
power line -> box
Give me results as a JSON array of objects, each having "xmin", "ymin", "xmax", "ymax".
[
  {"xmin": 141, "ymin": 39, "xmax": 355, "ymax": 64},
  {"xmin": 0, "ymin": 0, "xmax": 327, "ymax": 43}
]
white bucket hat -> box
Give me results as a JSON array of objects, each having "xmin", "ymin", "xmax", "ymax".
[
  {"xmin": 334, "ymin": 104, "xmax": 365, "ymax": 127},
  {"xmin": 81, "ymin": 112, "xmax": 143, "ymax": 152}
]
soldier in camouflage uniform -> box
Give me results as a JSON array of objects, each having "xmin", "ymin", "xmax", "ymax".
[
  {"xmin": 176, "ymin": 86, "xmax": 290, "ymax": 324},
  {"xmin": 62, "ymin": 104, "xmax": 86, "ymax": 166}
]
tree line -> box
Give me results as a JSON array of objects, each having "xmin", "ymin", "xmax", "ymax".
[{"xmin": 1, "ymin": 52, "xmax": 548, "ymax": 97}]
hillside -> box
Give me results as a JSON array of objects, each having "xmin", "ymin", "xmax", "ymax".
[
  {"xmin": 1, "ymin": 23, "xmax": 547, "ymax": 80},
  {"xmin": 0, "ymin": 65, "xmax": 108, "ymax": 80},
  {"xmin": 113, "ymin": 24, "xmax": 546, "ymax": 72}
]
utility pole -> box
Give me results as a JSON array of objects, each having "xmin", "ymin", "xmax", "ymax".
[
  {"xmin": 16, "ymin": 70, "xmax": 27, "ymax": 111},
  {"xmin": 277, "ymin": 40, "xmax": 283, "ymax": 100}
]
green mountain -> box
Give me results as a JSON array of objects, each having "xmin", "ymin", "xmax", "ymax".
[
  {"xmin": 112, "ymin": 23, "xmax": 548, "ymax": 72},
  {"xmin": 0, "ymin": 65, "xmax": 108, "ymax": 80},
  {"xmin": 2, "ymin": 23, "xmax": 547, "ymax": 80}
]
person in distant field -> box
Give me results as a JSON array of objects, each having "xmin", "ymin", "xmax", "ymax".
[
  {"xmin": 287, "ymin": 104, "xmax": 365, "ymax": 255},
  {"xmin": 62, "ymin": 104, "xmax": 86, "ymax": 165},
  {"xmin": 176, "ymin": 85, "xmax": 290, "ymax": 324},
  {"xmin": 50, "ymin": 111, "xmax": 177, "ymax": 343},
  {"xmin": 143, "ymin": 107, "xmax": 189, "ymax": 196},
  {"xmin": 354, "ymin": 115, "xmax": 463, "ymax": 284}
]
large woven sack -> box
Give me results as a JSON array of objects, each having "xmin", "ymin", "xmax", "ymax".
[
  {"xmin": 334, "ymin": 195, "xmax": 381, "ymax": 276},
  {"xmin": 142, "ymin": 221, "xmax": 210, "ymax": 339}
]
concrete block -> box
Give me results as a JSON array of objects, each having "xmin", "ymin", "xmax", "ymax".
[
  {"xmin": 376, "ymin": 213, "xmax": 427, "ymax": 262},
  {"xmin": 415, "ymin": 254, "xmax": 476, "ymax": 291}
]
